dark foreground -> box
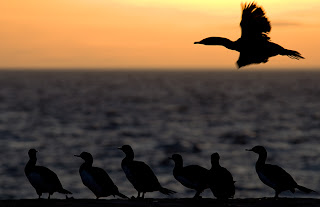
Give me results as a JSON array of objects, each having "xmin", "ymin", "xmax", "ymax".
[{"xmin": 1, "ymin": 198, "xmax": 320, "ymax": 207}]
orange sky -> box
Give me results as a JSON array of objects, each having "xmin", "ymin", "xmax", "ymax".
[{"xmin": 1, "ymin": 0, "xmax": 320, "ymax": 69}]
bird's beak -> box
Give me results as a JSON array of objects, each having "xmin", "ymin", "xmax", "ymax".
[
  {"xmin": 194, "ymin": 41, "xmax": 200, "ymax": 44},
  {"xmin": 74, "ymin": 155, "xmax": 80, "ymax": 157},
  {"xmin": 118, "ymin": 147, "xmax": 122, "ymax": 150},
  {"xmin": 246, "ymin": 149, "xmax": 252, "ymax": 151},
  {"xmin": 168, "ymin": 157, "xmax": 172, "ymax": 160}
]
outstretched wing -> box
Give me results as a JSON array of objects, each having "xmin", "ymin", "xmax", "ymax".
[
  {"xmin": 240, "ymin": 2, "xmax": 271, "ymax": 40},
  {"xmin": 237, "ymin": 51, "xmax": 269, "ymax": 68}
]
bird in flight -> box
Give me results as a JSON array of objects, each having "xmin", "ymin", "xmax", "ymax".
[{"xmin": 194, "ymin": 2, "xmax": 304, "ymax": 68}]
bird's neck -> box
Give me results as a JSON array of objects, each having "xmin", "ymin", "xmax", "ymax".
[
  {"xmin": 211, "ymin": 160, "xmax": 221, "ymax": 170},
  {"xmin": 82, "ymin": 161, "xmax": 93, "ymax": 168},
  {"xmin": 256, "ymin": 152, "xmax": 267, "ymax": 168},
  {"xmin": 124, "ymin": 152, "xmax": 134, "ymax": 162},
  {"xmin": 173, "ymin": 160, "xmax": 183, "ymax": 172},
  {"xmin": 216, "ymin": 37, "xmax": 239, "ymax": 51},
  {"xmin": 26, "ymin": 158, "xmax": 37, "ymax": 170}
]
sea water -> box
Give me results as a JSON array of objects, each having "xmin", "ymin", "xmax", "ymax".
[{"xmin": 0, "ymin": 69, "xmax": 320, "ymax": 199}]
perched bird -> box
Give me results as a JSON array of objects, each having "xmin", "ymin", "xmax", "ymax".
[
  {"xmin": 118, "ymin": 145, "xmax": 175, "ymax": 199},
  {"xmin": 247, "ymin": 145, "xmax": 315, "ymax": 198},
  {"xmin": 74, "ymin": 152, "xmax": 127, "ymax": 199},
  {"xmin": 24, "ymin": 149, "xmax": 72, "ymax": 199},
  {"xmin": 194, "ymin": 2, "xmax": 304, "ymax": 68},
  {"xmin": 169, "ymin": 154, "xmax": 210, "ymax": 198},
  {"xmin": 209, "ymin": 153, "xmax": 235, "ymax": 199}
]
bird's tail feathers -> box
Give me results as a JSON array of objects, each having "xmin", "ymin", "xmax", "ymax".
[
  {"xmin": 283, "ymin": 49, "xmax": 304, "ymax": 60},
  {"xmin": 297, "ymin": 185, "xmax": 317, "ymax": 194},
  {"xmin": 58, "ymin": 188, "xmax": 72, "ymax": 194},
  {"xmin": 159, "ymin": 187, "xmax": 176, "ymax": 195},
  {"xmin": 117, "ymin": 192, "xmax": 129, "ymax": 199}
]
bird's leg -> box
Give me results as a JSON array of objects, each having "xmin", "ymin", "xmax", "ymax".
[
  {"xmin": 137, "ymin": 191, "xmax": 141, "ymax": 198},
  {"xmin": 193, "ymin": 191, "xmax": 201, "ymax": 199},
  {"xmin": 48, "ymin": 194, "xmax": 51, "ymax": 199},
  {"xmin": 37, "ymin": 191, "xmax": 42, "ymax": 199},
  {"xmin": 142, "ymin": 192, "xmax": 145, "ymax": 199},
  {"xmin": 274, "ymin": 191, "xmax": 279, "ymax": 199}
]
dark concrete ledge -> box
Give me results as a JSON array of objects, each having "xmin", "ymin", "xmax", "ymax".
[{"xmin": 1, "ymin": 198, "xmax": 319, "ymax": 207}]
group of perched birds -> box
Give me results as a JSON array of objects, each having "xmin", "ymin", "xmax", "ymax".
[{"xmin": 25, "ymin": 145, "xmax": 316, "ymax": 200}]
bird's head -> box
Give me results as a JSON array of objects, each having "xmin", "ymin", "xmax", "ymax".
[
  {"xmin": 118, "ymin": 145, "xmax": 134, "ymax": 156},
  {"xmin": 246, "ymin": 145, "xmax": 267, "ymax": 155},
  {"xmin": 211, "ymin": 152, "xmax": 220, "ymax": 162},
  {"xmin": 169, "ymin": 154, "xmax": 183, "ymax": 164},
  {"xmin": 28, "ymin": 149, "xmax": 38, "ymax": 158},
  {"xmin": 74, "ymin": 152, "xmax": 93, "ymax": 163}
]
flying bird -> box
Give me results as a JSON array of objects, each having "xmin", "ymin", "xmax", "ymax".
[
  {"xmin": 25, "ymin": 149, "xmax": 72, "ymax": 199},
  {"xmin": 194, "ymin": 2, "xmax": 304, "ymax": 68},
  {"xmin": 118, "ymin": 145, "xmax": 175, "ymax": 199},
  {"xmin": 74, "ymin": 152, "xmax": 128, "ymax": 199},
  {"xmin": 246, "ymin": 146, "xmax": 315, "ymax": 198}
]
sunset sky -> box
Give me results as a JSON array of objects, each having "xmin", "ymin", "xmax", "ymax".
[{"xmin": 1, "ymin": 0, "xmax": 320, "ymax": 70}]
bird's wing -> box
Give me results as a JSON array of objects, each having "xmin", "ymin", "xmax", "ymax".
[
  {"xmin": 237, "ymin": 51, "xmax": 269, "ymax": 68},
  {"xmin": 240, "ymin": 2, "xmax": 271, "ymax": 40},
  {"xmin": 133, "ymin": 161, "xmax": 160, "ymax": 185},
  {"xmin": 182, "ymin": 165, "xmax": 209, "ymax": 183},
  {"xmin": 262, "ymin": 164, "xmax": 297, "ymax": 187},
  {"xmin": 35, "ymin": 166, "xmax": 63, "ymax": 189},
  {"xmin": 91, "ymin": 167, "xmax": 117, "ymax": 190}
]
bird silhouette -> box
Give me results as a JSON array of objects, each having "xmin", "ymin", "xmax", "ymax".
[
  {"xmin": 24, "ymin": 149, "xmax": 72, "ymax": 199},
  {"xmin": 169, "ymin": 154, "xmax": 210, "ymax": 198},
  {"xmin": 209, "ymin": 153, "xmax": 235, "ymax": 199},
  {"xmin": 118, "ymin": 145, "xmax": 175, "ymax": 199},
  {"xmin": 74, "ymin": 152, "xmax": 128, "ymax": 199},
  {"xmin": 247, "ymin": 146, "xmax": 316, "ymax": 198},
  {"xmin": 194, "ymin": 2, "xmax": 304, "ymax": 68}
]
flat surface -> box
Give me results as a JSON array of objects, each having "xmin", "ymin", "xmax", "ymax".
[{"xmin": 1, "ymin": 198, "xmax": 320, "ymax": 207}]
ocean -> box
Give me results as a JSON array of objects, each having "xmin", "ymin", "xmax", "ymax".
[{"xmin": 1, "ymin": 69, "xmax": 320, "ymax": 199}]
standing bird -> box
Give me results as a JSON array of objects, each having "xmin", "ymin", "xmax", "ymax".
[
  {"xmin": 74, "ymin": 152, "xmax": 127, "ymax": 199},
  {"xmin": 246, "ymin": 146, "xmax": 315, "ymax": 198},
  {"xmin": 194, "ymin": 2, "xmax": 304, "ymax": 68},
  {"xmin": 169, "ymin": 154, "xmax": 210, "ymax": 198},
  {"xmin": 209, "ymin": 153, "xmax": 235, "ymax": 199},
  {"xmin": 118, "ymin": 145, "xmax": 175, "ymax": 199},
  {"xmin": 24, "ymin": 149, "xmax": 72, "ymax": 199}
]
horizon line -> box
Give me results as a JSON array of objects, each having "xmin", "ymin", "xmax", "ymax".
[{"xmin": 0, "ymin": 67, "xmax": 319, "ymax": 72}]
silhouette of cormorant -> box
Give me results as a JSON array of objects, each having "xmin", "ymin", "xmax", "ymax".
[
  {"xmin": 169, "ymin": 154, "xmax": 210, "ymax": 198},
  {"xmin": 118, "ymin": 145, "xmax": 175, "ymax": 199},
  {"xmin": 194, "ymin": 2, "xmax": 304, "ymax": 68},
  {"xmin": 74, "ymin": 152, "xmax": 128, "ymax": 199},
  {"xmin": 246, "ymin": 146, "xmax": 315, "ymax": 198},
  {"xmin": 209, "ymin": 153, "xmax": 235, "ymax": 199},
  {"xmin": 24, "ymin": 149, "xmax": 72, "ymax": 199}
]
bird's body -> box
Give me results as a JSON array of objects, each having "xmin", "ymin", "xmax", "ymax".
[
  {"xmin": 119, "ymin": 145, "xmax": 175, "ymax": 198},
  {"xmin": 247, "ymin": 146, "xmax": 315, "ymax": 198},
  {"xmin": 170, "ymin": 154, "xmax": 210, "ymax": 198},
  {"xmin": 194, "ymin": 3, "xmax": 304, "ymax": 68},
  {"xmin": 209, "ymin": 153, "xmax": 235, "ymax": 199},
  {"xmin": 24, "ymin": 149, "xmax": 72, "ymax": 199},
  {"xmin": 75, "ymin": 152, "xmax": 127, "ymax": 199}
]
